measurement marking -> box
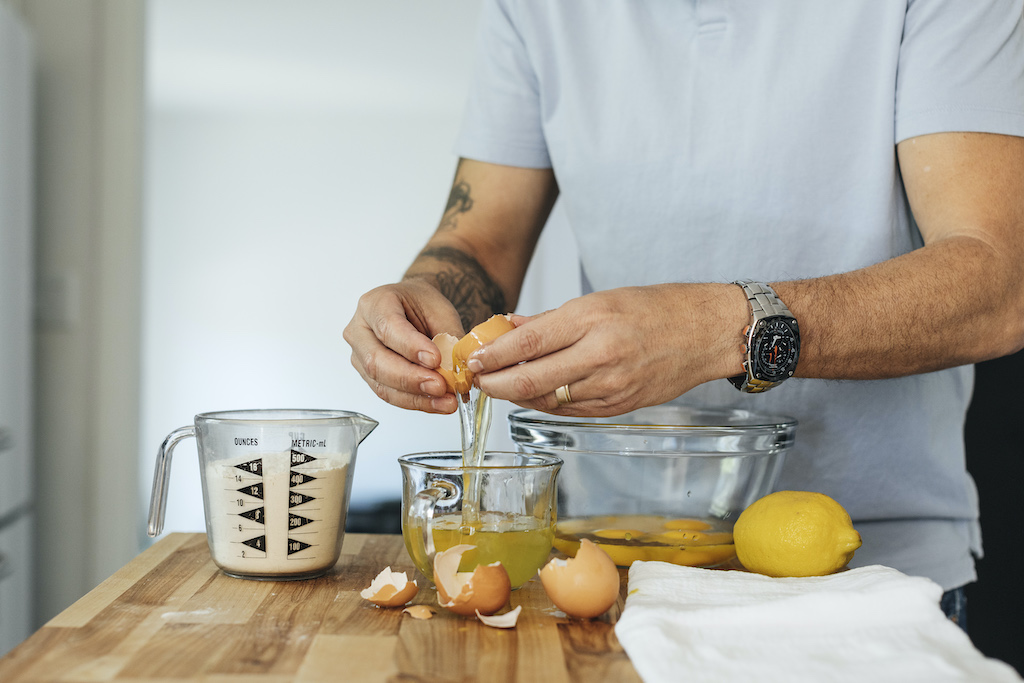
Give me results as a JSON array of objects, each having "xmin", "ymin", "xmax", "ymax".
[
  {"xmin": 233, "ymin": 458, "xmax": 264, "ymax": 476},
  {"xmin": 286, "ymin": 539, "xmax": 314, "ymax": 555},
  {"xmin": 226, "ymin": 474, "xmax": 262, "ymax": 481},
  {"xmin": 289, "ymin": 450, "xmax": 319, "ymax": 465},
  {"xmin": 288, "ymin": 488, "xmax": 325, "ymax": 496},
  {"xmin": 236, "ymin": 482, "xmax": 264, "ymax": 499},
  {"xmin": 238, "ymin": 507, "xmax": 265, "ymax": 524},
  {"xmin": 288, "ymin": 492, "xmax": 316, "ymax": 508},
  {"xmin": 287, "ymin": 505, "xmax": 324, "ymax": 513},
  {"xmin": 289, "ymin": 471, "xmax": 318, "ymax": 487},
  {"xmin": 241, "ymin": 535, "xmax": 267, "ymax": 551}
]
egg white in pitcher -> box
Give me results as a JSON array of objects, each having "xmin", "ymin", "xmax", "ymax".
[{"xmin": 205, "ymin": 449, "xmax": 350, "ymax": 577}]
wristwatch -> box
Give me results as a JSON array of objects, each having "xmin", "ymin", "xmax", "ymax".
[{"xmin": 728, "ymin": 279, "xmax": 801, "ymax": 393}]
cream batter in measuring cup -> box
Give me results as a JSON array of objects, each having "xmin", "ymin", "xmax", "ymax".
[{"xmin": 148, "ymin": 409, "xmax": 377, "ymax": 580}]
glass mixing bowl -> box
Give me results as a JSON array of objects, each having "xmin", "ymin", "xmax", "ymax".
[{"xmin": 508, "ymin": 405, "xmax": 796, "ymax": 568}]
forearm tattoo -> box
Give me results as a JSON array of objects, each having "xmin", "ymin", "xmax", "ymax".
[
  {"xmin": 439, "ymin": 180, "xmax": 473, "ymax": 232},
  {"xmin": 412, "ymin": 246, "xmax": 506, "ymax": 332}
]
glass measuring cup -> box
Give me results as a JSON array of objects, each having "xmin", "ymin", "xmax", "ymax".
[
  {"xmin": 400, "ymin": 451, "xmax": 561, "ymax": 589},
  {"xmin": 148, "ymin": 409, "xmax": 377, "ymax": 580}
]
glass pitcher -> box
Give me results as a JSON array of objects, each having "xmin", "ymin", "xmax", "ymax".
[{"xmin": 148, "ymin": 409, "xmax": 377, "ymax": 580}]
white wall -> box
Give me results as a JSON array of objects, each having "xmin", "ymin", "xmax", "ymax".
[
  {"xmin": 4, "ymin": 0, "xmax": 145, "ymax": 625},
  {"xmin": 142, "ymin": 0, "xmax": 579, "ymax": 534}
]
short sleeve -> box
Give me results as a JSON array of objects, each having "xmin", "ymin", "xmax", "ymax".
[
  {"xmin": 454, "ymin": 0, "xmax": 551, "ymax": 168},
  {"xmin": 895, "ymin": 0, "xmax": 1024, "ymax": 142}
]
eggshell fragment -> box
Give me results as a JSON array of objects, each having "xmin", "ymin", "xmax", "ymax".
[
  {"xmin": 434, "ymin": 544, "xmax": 511, "ymax": 617},
  {"xmin": 431, "ymin": 332, "xmax": 472, "ymax": 395},
  {"xmin": 431, "ymin": 315, "xmax": 515, "ymax": 395},
  {"xmin": 360, "ymin": 566, "xmax": 419, "ymax": 607},
  {"xmin": 452, "ymin": 313, "xmax": 516, "ymax": 367},
  {"xmin": 476, "ymin": 605, "xmax": 522, "ymax": 629},
  {"xmin": 403, "ymin": 605, "xmax": 436, "ymax": 620},
  {"xmin": 540, "ymin": 539, "xmax": 620, "ymax": 618}
]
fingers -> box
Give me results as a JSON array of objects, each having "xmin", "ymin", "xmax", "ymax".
[
  {"xmin": 345, "ymin": 320, "xmax": 457, "ymax": 414},
  {"xmin": 359, "ymin": 286, "xmax": 442, "ymax": 369},
  {"xmin": 465, "ymin": 308, "xmax": 578, "ymax": 374},
  {"xmin": 467, "ymin": 307, "xmax": 586, "ymax": 408},
  {"xmin": 343, "ymin": 284, "xmax": 463, "ymax": 414},
  {"xmin": 500, "ymin": 362, "xmax": 646, "ymax": 417},
  {"xmin": 473, "ymin": 343, "xmax": 622, "ymax": 415},
  {"xmin": 458, "ymin": 284, "xmax": 732, "ymax": 418},
  {"xmin": 468, "ymin": 295, "xmax": 655, "ymax": 417},
  {"xmin": 507, "ymin": 381, "xmax": 639, "ymax": 418}
]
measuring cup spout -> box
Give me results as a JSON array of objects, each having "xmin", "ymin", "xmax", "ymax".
[{"xmin": 352, "ymin": 414, "xmax": 378, "ymax": 444}]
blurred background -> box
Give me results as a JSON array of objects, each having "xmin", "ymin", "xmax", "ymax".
[
  {"xmin": 140, "ymin": 0, "xmax": 577, "ymax": 541},
  {"xmin": 0, "ymin": 0, "xmax": 1018, "ymax": 674},
  {"xmin": 0, "ymin": 0, "xmax": 579, "ymax": 656}
]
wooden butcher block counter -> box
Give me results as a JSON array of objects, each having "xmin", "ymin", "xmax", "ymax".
[{"xmin": 0, "ymin": 533, "xmax": 641, "ymax": 682}]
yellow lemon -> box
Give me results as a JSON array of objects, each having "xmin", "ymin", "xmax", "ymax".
[{"xmin": 733, "ymin": 490, "xmax": 862, "ymax": 578}]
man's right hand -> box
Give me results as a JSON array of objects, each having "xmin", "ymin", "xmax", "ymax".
[{"xmin": 343, "ymin": 278, "xmax": 465, "ymax": 414}]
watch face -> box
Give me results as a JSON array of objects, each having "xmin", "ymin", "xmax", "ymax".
[{"xmin": 751, "ymin": 317, "xmax": 800, "ymax": 382}]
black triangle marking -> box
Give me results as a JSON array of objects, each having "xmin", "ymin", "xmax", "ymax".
[
  {"xmin": 239, "ymin": 507, "xmax": 265, "ymax": 524},
  {"xmin": 237, "ymin": 482, "xmax": 264, "ymax": 500},
  {"xmin": 289, "ymin": 471, "xmax": 317, "ymax": 487},
  {"xmin": 288, "ymin": 513, "xmax": 314, "ymax": 530},
  {"xmin": 287, "ymin": 539, "xmax": 313, "ymax": 555},
  {"xmin": 290, "ymin": 450, "xmax": 317, "ymax": 466},
  {"xmin": 242, "ymin": 535, "xmax": 266, "ymax": 552},
  {"xmin": 288, "ymin": 492, "xmax": 315, "ymax": 508},
  {"xmin": 234, "ymin": 458, "xmax": 263, "ymax": 476}
]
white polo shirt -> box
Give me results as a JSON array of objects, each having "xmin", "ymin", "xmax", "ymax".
[{"xmin": 455, "ymin": 0, "xmax": 1024, "ymax": 590}]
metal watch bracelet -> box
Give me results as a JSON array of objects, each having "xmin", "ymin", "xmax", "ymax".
[
  {"xmin": 736, "ymin": 279, "xmax": 793, "ymax": 320},
  {"xmin": 729, "ymin": 279, "xmax": 796, "ymax": 393}
]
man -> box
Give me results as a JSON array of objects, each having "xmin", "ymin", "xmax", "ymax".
[{"xmin": 344, "ymin": 1, "xmax": 1024, "ymax": 618}]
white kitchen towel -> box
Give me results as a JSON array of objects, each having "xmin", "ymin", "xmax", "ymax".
[{"xmin": 614, "ymin": 562, "xmax": 1021, "ymax": 683}]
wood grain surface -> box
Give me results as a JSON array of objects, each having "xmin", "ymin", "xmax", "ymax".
[{"xmin": 0, "ymin": 533, "xmax": 642, "ymax": 682}]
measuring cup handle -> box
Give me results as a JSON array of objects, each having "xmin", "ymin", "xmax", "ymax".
[
  {"xmin": 147, "ymin": 425, "xmax": 196, "ymax": 537},
  {"xmin": 410, "ymin": 480, "xmax": 459, "ymax": 559}
]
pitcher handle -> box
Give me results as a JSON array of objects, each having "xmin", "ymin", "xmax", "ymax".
[
  {"xmin": 147, "ymin": 425, "xmax": 196, "ymax": 537},
  {"xmin": 409, "ymin": 479, "xmax": 459, "ymax": 559}
]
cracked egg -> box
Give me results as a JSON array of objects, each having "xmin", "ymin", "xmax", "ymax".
[{"xmin": 432, "ymin": 313, "xmax": 515, "ymax": 395}]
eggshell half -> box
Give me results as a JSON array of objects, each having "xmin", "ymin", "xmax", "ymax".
[
  {"xmin": 431, "ymin": 314, "xmax": 514, "ymax": 395},
  {"xmin": 431, "ymin": 332, "xmax": 472, "ymax": 394},
  {"xmin": 540, "ymin": 539, "xmax": 620, "ymax": 618},
  {"xmin": 453, "ymin": 313, "xmax": 515, "ymax": 367},
  {"xmin": 434, "ymin": 544, "xmax": 511, "ymax": 617},
  {"xmin": 361, "ymin": 566, "xmax": 419, "ymax": 607}
]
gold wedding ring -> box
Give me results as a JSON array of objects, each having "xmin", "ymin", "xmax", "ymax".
[{"xmin": 554, "ymin": 384, "xmax": 573, "ymax": 406}]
